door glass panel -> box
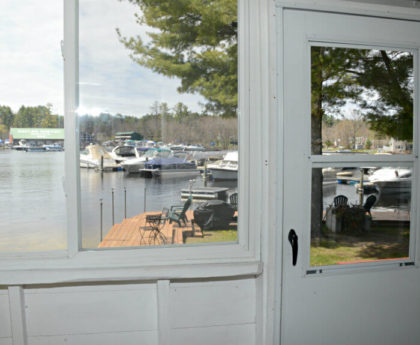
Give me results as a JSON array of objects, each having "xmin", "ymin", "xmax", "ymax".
[
  {"xmin": 79, "ymin": 0, "xmax": 239, "ymax": 249},
  {"xmin": 311, "ymin": 46, "xmax": 414, "ymax": 155},
  {"xmin": 311, "ymin": 166, "xmax": 411, "ymax": 266}
]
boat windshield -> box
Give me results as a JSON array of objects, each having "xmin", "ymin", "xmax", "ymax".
[{"xmin": 144, "ymin": 149, "xmax": 172, "ymax": 159}]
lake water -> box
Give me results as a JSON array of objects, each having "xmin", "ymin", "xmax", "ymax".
[{"xmin": 0, "ymin": 149, "xmax": 236, "ymax": 251}]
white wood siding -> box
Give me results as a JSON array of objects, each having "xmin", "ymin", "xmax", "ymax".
[
  {"xmin": 0, "ymin": 340, "xmax": 12, "ymax": 345},
  {"xmin": 0, "ymin": 279, "xmax": 256, "ymax": 345},
  {"xmin": 24, "ymin": 283, "xmax": 157, "ymax": 344},
  {"xmin": 0, "ymin": 289, "xmax": 12, "ymax": 343},
  {"xmin": 169, "ymin": 279, "xmax": 256, "ymax": 345},
  {"xmin": 169, "ymin": 279, "xmax": 255, "ymax": 328}
]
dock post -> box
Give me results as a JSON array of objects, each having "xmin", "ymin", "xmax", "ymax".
[
  {"xmin": 124, "ymin": 187, "xmax": 127, "ymax": 219},
  {"xmin": 144, "ymin": 186, "xmax": 147, "ymax": 212},
  {"xmin": 359, "ymin": 168, "xmax": 365, "ymax": 205},
  {"xmin": 112, "ymin": 188, "xmax": 115, "ymax": 225},
  {"xmin": 100, "ymin": 198, "xmax": 103, "ymax": 241},
  {"xmin": 100, "ymin": 155, "xmax": 104, "ymax": 171},
  {"xmin": 204, "ymin": 160, "xmax": 208, "ymax": 187}
]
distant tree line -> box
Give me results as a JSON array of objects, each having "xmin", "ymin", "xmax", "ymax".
[
  {"xmin": 80, "ymin": 101, "xmax": 238, "ymax": 149},
  {"xmin": 1, "ymin": 101, "xmax": 238, "ymax": 149}
]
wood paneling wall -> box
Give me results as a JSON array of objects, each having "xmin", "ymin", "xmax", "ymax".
[{"xmin": 0, "ymin": 278, "xmax": 256, "ymax": 345}]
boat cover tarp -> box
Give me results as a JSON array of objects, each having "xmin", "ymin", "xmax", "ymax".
[{"xmin": 193, "ymin": 200, "xmax": 235, "ymax": 230}]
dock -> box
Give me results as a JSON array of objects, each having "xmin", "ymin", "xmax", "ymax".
[
  {"xmin": 336, "ymin": 176, "xmax": 369, "ymax": 184},
  {"xmin": 98, "ymin": 210, "xmax": 198, "ymax": 248},
  {"xmin": 98, "ymin": 208, "xmax": 408, "ymax": 248}
]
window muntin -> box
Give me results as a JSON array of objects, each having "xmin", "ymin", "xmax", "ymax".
[
  {"xmin": 0, "ymin": 0, "xmax": 66, "ymax": 252},
  {"xmin": 78, "ymin": 0, "xmax": 239, "ymax": 249}
]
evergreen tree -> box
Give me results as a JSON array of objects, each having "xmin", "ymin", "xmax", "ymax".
[
  {"xmin": 356, "ymin": 50, "xmax": 413, "ymax": 140},
  {"xmin": 0, "ymin": 106, "xmax": 14, "ymax": 131},
  {"xmin": 117, "ymin": 0, "xmax": 237, "ymax": 117}
]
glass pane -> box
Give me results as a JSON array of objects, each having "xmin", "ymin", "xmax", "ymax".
[
  {"xmin": 79, "ymin": 0, "xmax": 238, "ymax": 249},
  {"xmin": 0, "ymin": 1, "xmax": 66, "ymax": 251},
  {"xmin": 311, "ymin": 46, "xmax": 414, "ymax": 155},
  {"xmin": 311, "ymin": 166, "xmax": 411, "ymax": 266}
]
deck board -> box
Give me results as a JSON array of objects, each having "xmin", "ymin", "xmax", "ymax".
[{"xmin": 98, "ymin": 210, "xmax": 195, "ymax": 248}]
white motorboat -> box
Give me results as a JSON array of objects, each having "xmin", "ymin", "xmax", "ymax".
[
  {"xmin": 12, "ymin": 140, "xmax": 33, "ymax": 151},
  {"xmin": 109, "ymin": 145, "xmax": 137, "ymax": 163},
  {"xmin": 80, "ymin": 144, "xmax": 119, "ymax": 171},
  {"xmin": 368, "ymin": 167, "xmax": 411, "ymax": 195},
  {"xmin": 43, "ymin": 144, "xmax": 64, "ymax": 152},
  {"xmin": 140, "ymin": 153, "xmax": 200, "ymax": 178},
  {"xmin": 120, "ymin": 148, "xmax": 172, "ymax": 174},
  {"xmin": 207, "ymin": 151, "xmax": 238, "ymax": 180}
]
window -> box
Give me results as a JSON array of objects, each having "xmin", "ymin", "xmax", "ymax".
[
  {"xmin": 0, "ymin": 0, "xmax": 262, "ymax": 282},
  {"xmin": 78, "ymin": 0, "xmax": 239, "ymax": 250}
]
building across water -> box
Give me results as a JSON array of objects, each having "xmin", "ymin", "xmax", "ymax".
[{"xmin": 9, "ymin": 127, "xmax": 64, "ymax": 146}]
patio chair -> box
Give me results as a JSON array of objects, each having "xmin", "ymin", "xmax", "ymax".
[
  {"xmin": 140, "ymin": 209, "xmax": 169, "ymax": 245},
  {"xmin": 168, "ymin": 196, "xmax": 192, "ymax": 227},
  {"xmin": 229, "ymin": 192, "xmax": 238, "ymax": 211},
  {"xmin": 363, "ymin": 194, "xmax": 377, "ymax": 218},
  {"xmin": 333, "ymin": 195, "xmax": 348, "ymax": 207}
]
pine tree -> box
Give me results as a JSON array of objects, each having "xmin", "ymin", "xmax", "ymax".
[{"xmin": 117, "ymin": 0, "xmax": 237, "ymax": 117}]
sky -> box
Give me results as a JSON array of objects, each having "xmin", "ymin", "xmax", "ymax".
[{"xmin": 0, "ymin": 0, "xmax": 204, "ymax": 117}]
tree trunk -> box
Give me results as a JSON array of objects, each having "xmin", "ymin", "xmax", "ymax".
[{"xmin": 311, "ymin": 49, "xmax": 324, "ymax": 241}]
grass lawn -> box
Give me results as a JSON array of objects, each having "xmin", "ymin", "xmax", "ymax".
[
  {"xmin": 185, "ymin": 229, "xmax": 238, "ymax": 244},
  {"xmin": 311, "ymin": 225, "xmax": 409, "ymax": 266}
]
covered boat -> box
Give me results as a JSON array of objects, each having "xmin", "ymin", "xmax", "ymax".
[
  {"xmin": 120, "ymin": 148, "xmax": 172, "ymax": 174},
  {"xmin": 140, "ymin": 154, "xmax": 199, "ymax": 178}
]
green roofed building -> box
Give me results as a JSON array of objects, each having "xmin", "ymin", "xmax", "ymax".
[{"xmin": 9, "ymin": 128, "xmax": 64, "ymax": 145}]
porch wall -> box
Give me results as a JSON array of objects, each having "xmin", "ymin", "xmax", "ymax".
[{"xmin": 0, "ymin": 278, "xmax": 257, "ymax": 345}]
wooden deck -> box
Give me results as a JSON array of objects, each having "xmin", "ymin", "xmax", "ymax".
[
  {"xmin": 98, "ymin": 210, "xmax": 198, "ymax": 248},
  {"xmin": 98, "ymin": 208, "xmax": 408, "ymax": 248}
]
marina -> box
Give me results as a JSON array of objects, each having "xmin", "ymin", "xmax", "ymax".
[{"xmin": 0, "ymin": 148, "xmax": 412, "ymax": 252}]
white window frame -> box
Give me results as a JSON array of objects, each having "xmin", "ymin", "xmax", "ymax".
[{"xmin": 0, "ymin": 0, "xmax": 268, "ymax": 285}]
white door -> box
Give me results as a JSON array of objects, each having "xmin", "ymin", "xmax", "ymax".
[{"xmin": 281, "ymin": 9, "xmax": 420, "ymax": 345}]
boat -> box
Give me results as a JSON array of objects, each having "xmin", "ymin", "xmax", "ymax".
[
  {"xmin": 80, "ymin": 144, "xmax": 119, "ymax": 171},
  {"xmin": 120, "ymin": 148, "xmax": 172, "ymax": 174},
  {"xmin": 181, "ymin": 187, "xmax": 230, "ymax": 201},
  {"xmin": 109, "ymin": 144, "xmax": 137, "ymax": 163},
  {"xmin": 12, "ymin": 140, "xmax": 33, "ymax": 151},
  {"xmin": 368, "ymin": 167, "xmax": 411, "ymax": 195},
  {"xmin": 25, "ymin": 146, "xmax": 46, "ymax": 152},
  {"xmin": 322, "ymin": 168, "xmax": 337, "ymax": 196},
  {"xmin": 207, "ymin": 151, "xmax": 238, "ymax": 180},
  {"xmin": 140, "ymin": 153, "xmax": 200, "ymax": 178},
  {"xmin": 43, "ymin": 144, "xmax": 64, "ymax": 152}
]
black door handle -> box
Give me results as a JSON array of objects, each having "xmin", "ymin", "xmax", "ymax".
[{"xmin": 288, "ymin": 229, "xmax": 298, "ymax": 266}]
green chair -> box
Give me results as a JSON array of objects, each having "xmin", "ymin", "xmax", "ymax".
[
  {"xmin": 168, "ymin": 196, "xmax": 192, "ymax": 227},
  {"xmin": 229, "ymin": 192, "xmax": 238, "ymax": 211}
]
